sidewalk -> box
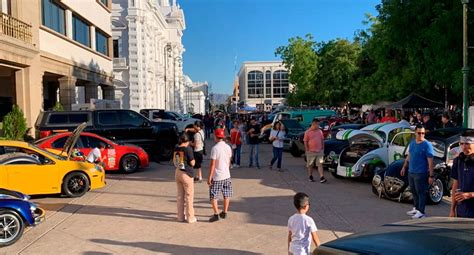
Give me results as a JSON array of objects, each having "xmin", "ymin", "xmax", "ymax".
[{"xmin": 3, "ymin": 141, "xmax": 450, "ymax": 254}]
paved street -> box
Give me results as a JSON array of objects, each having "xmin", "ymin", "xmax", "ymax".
[{"xmin": 4, "ymin": 140, "xmax": 451, "ymax": 254}]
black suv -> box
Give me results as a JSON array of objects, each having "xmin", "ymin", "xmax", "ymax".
[{"xmin": 35, "ymin": 109, "xmax": 179, "ymax": 161}]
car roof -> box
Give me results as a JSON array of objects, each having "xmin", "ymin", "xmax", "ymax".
[
  {"xmin": 362, "ymin": 121, "xmax": 410, "ymax": 134},
  {"xmin": 320, "ymin": 217, "xmax": 474, "ymax": 254},
  {"xmin": 425, "ymin": 127, "xmax": 473, "ymax": 143}
]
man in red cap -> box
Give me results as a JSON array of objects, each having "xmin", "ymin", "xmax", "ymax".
[{"xmin": 208, "ymin": 128, "xmax": 233, "ymax": 222}]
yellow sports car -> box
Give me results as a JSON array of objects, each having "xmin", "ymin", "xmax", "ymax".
[{"xmin": 0, "ymin": 123, "xmax": 105, "ymax": 197}]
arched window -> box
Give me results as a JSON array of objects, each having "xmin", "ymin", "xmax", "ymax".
[
  {"xmin": 247, "ymin": 71, "xmax": 264, "ymax": 98},
  {"xmin": 272, "ymin": 70, "xmax": 289, "ymax": 98},
  {"xmin": 265, "ymin": 71, "xmax": 271, "ymax": 98}
]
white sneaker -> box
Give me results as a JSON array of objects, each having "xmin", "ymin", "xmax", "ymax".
[
  {"xmin": 411, "ymin": 211, "xmax": 425, "ymax": 219},
  {"xmin": 406, "ymin": 207, "xmax": 418, "ymax": 216}
]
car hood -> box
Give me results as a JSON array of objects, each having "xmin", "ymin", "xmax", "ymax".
[
  {"xmin": 319, "ymin": 217, "xmax": 474, "ymax": 254},
  {"xmin": 62, "ymin": 122, "xmax": 87, "ymax": 160},
  {"xmin": 336, "ymin": 130, "xmax": 383, "ymax": 144},
  {"xmin": 0, "ymin": 188, "xmax": 29, "ymax": 200}
]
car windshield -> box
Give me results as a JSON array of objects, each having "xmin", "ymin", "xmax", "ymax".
[
  {"xmin": 28, "ymin": 143, "xmax": 63, "ymax": 160},
  {"xmin": 170, "ymin": 112, "xmax": 184, "ymax": 119},
  {"xmin": 367, "ymin": 131, "xmax": 386, "ymax": 143},
  {"xmin": 428, "ymin": 139, "xmax": 446, "ymax": 159},
  {"xmin": 282, "ymin": 120, "xmax": 303, "ymax": 129}
]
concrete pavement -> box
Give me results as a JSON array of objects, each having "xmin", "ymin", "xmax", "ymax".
[{"xmin": 3, "ymin": 141, "xmax": 451, "ymax": 254}]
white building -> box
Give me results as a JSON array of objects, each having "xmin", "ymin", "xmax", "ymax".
[
  {"xmin": 182, "ymin": 76, "xmax": 207, "ymax": 114},
  {"xmin": 112, "ymin": 0, "xmax": 185, "ymax": 112},
  {"xmin": 238, "ymin": 61, "xmax": 290, "ymax": 112}
]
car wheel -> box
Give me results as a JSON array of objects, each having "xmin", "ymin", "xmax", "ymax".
[
  {"xmin": 121, "ymin": 154, "xmax": 139, "ymax": 174},
  {"xmin": 290, "ymin": 144, "xmax": 303, "ymax": 157},
  {"xmin": 364, "ymin": 164, "xmax": 383, "ymax": 180},
  {"xmin": 62, "ymin": 172, "xmax": 90, "ymax": 198},
  {"xmin": 428, "ymin": 178, "xmax": 444, "ymax": 204},
  {"xmin": 0, "ymin": 209, "xmax": 25, "ymax": 247}
]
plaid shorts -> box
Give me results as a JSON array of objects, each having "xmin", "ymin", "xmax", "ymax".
[{"xmin": 209, "ymin": 178, "xmax": 233, "ymax": 200}]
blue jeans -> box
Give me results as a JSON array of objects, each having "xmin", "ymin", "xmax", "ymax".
[
  {"xmin": 408, "ymin": 172, "xmax": 429, "ymax": 214},
  {"xmin": 270, "ymin": 146, "xmax": 283, "ymax": 168},
  {"xmin": 248, "ymin": 144, "xmax": 259, "ymax": 167},
  {"xmin": 232, "ymin": 144, "xmax": 241, "ymax": 165}
]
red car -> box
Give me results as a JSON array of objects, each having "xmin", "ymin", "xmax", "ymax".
[{"xmin": 35, "ymin": 132, "xmax": 149, "ymax": 173}]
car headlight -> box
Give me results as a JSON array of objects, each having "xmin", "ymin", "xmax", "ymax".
[
  {"xmin": 372, "ymin": 174, "xmax": 382, "ymax": 186},
  {"xmin": 30, "ymin": 203, "xmax": 38, "ymax": 213}
]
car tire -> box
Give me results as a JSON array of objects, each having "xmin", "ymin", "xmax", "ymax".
[
  {"xmin": 364, "ymin": 164, "xmax": 383, "ymax": 181},
  {"xmin": 0, "ymin": 209, "xmax": 25, "ymax": 247},
  {"xmin": 120, "ymin": 154, "xmax": 139, "ymax": 174},
  {"xmin": 427, "ymin": 177, "xmax": 444, "ymax": 204},
  {"xmin": 62, "ymin": 172, "xmax": 90, "ymax": 198},
  {"xmin": 290, "ymin": 144, "xmax": 303, "ymax": 157}
]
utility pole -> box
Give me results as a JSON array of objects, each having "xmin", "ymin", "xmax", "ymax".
[{"xmin": 462, "ymin": 0, "xmax": 470, "ymax": 128}]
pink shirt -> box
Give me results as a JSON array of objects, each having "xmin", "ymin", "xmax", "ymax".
[{"xmin": 303, "ymin": 128, "xmax": 324, "ymax": 152}]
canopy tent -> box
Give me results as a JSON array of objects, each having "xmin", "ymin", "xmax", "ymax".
[{"xmin": 382, "ymin": 93, "xmax": 443, "ymax": 109}]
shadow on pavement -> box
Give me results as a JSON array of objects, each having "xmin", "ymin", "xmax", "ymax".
[
  {"xmin": 89, "ymin": 239, "xmax": 260, "ymax": 255},
  {"xmin": 39, "ymin": 203, "xmax": 177, "ymax": 222}
]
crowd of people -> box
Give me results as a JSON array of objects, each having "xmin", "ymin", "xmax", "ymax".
[{"xmin": 170, "ymin": 110, "xmax": 474, "ymax": 254}]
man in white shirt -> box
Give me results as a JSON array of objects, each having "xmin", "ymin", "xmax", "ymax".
[
  {"xmin": 208, "ymin": 128, "xmax": 233, "ymax": 222},
  {"xmin": 87, "ymin": 143, "xmax": 106, "ymax": 167}
]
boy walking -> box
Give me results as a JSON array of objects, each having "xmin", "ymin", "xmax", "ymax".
[
  {"xmin": 288, "ymin": 192, "xmax": 320, "ymax": 255},
  {"xmin": 208, "ymin": 128, "xmax": 233, "ymax": 222}
]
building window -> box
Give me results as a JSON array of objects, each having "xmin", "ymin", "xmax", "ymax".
[
  {"xmin": 272, "ymin": 70, "xmax": 289, "ymax": 98},
  {"xmin": 99, "ymin": 0, "xmax": 107, "ymax": 6},
  {"xmin": 265, "ymin": 71, "xmax": 271, "ymax": 98},
  {"xmin": 96, "ymin": 30, "xmax": 108, "ymax": 55},
  {"xmin": 247, "ymin": 71, "xmax": 264, "ymax": 99},
  {"xmin": 0, "ymin": 0, "xmax": 11, "ymax": 15},
  {"xmin": 42, "ymin": 0, "xmax": 66, "ymax": 35},
  {"xmin": 72, "ymin": 15, "xmax": 90, "ymax": 47},
  {"xmin": 113, "ymin": 39, "xmax": 119, "ymax": 58}
]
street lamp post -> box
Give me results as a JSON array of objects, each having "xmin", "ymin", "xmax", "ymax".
[
  {"xmin": 164, "ymin": 44, "xmax": 172, "ymax": 110},
  {"xmin": 462, "ymin": 0, "xmax": 470, "ymax": 128}
]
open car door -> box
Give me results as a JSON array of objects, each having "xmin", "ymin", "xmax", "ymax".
[{"xmin": 389, "ymin": 131, "xmax": 414, "ymax": 164}]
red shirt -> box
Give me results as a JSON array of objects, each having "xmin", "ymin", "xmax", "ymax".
[
  {"xmin": 230, "ymin": 129, "xmax": 241, "ymax": 145},
  {"xmin": 303, "ymin": 128, "xmax": 324, "ymax": 152},
  {"xmin": 380, "ymin": 116, "xmax": 398, "ymax": 123}
]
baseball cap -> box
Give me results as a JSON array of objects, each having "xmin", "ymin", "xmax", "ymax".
[{"xmin": 214, "ymin": 128, "xmax": 225, "ymax": 138}]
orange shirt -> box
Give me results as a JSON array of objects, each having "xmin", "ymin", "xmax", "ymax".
[{"xmin": 303, "ymin": 128, "xmax": 324, "ymax": 152}]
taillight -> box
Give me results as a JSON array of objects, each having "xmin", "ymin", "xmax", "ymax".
[{"xmin": 40, "ymin": 130, "xmax": 52, "ymax": 138}]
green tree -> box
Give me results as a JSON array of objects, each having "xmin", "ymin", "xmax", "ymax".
[
  {"xmin": 275, "ymin": 34, "xmax": 319, "ymax": 106},
  {"xmin": 53, "ymin": 101, "xmax": 64, "ymax": 111},
  {"xmin": 316, "ymin": 39, "xmax": 361, "ymax": 105},
  {"xmin": 2, "ymin": 105, "xmax": 27, "ymax": 141}
]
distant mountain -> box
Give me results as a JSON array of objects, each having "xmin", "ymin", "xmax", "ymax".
[{"xmin": 211, "ymin": 93, "xmax": 230, "ymax": 105}]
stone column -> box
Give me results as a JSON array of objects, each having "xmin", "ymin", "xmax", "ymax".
[
  {"xmin": 58, "ymin": 77, "xmax": 77, "ymax": 110},
  {"xmin": 65, "ymin": 9, "xmax": 73, "ymax": 39},
  {"xmin": 15, "ymin": 67, "xmax": 43, "ymax": 129},
  {"xmin": 102, "ymin": 85, "xmax": 115, "ymax": 100},
  {"xmin": 84, "ymin": 82, "xmax": 98, "ymax": 103}
]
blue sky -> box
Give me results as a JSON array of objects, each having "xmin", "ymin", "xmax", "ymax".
[{"xmin": 178, "ymin": 0, "xmax": 381, "ymax": 94}]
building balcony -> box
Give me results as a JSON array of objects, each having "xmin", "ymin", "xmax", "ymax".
[
  {"xmin": 0, "ymin": 13, "xmax": 32, "ymax": 45},
  {"xmin": 113, "ymin": 57, "xmax": 128, "ymax": 69}
]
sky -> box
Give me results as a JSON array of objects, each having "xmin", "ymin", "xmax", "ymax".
[{"xmin": 178, "ymin": 0, "xmax": 381, "ymax": 94}]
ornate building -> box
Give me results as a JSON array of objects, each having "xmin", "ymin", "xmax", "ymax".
[
  {"xmin": 112, "ymin": 0, "xmax": 185, "ymax": 112},
  {"xmin": 238, "ymin": 61, "xmax": 290, "ymax": 112}
]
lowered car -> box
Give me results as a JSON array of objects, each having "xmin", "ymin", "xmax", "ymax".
[
  {"xmin": 330, "ymin": 121, "xmax": 413, "ymax": 179},
  {"xmin": 0, "ymin": 124, "xmax": 105, "ymax": 197},
  {"xmin": 35, "ymin": 132, "xmax": 149, "ymax": 173},
  {"xmin": 0, "ymin": 188, "xmax": 45, "ymax": 247},
  {"xmin": 372, "ymin": 128, "xmax": 470, "ymax": 204},
  {"xmin": 316, "ymin": 217, "xmax": 474, "ymax": 255}
]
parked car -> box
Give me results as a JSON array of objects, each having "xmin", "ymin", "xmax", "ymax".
[
  {"xmin": 0, "ymin": 188, "xmax": 45, "ymax": 247},
  {"xmin": 259, "ymin": 119, "xmax": 305, "ymax": 145},
  {"xmin": 35, "ymin": 132, "xmax": 149, "ymax": 173},
  {"xmin": 372, "ymin": 127, "xmax": 470, "ymax": 204},
  {"xmin": 139, "ymin": 109, "xmax": 199, "ymax": 133},
  {"xmin": 329, "ymin": 121, "xmax": 413, "ymax": 179},
  {"xmin": 315, "ymin": 217, "xmax": 474, "ymax": 255},
  {"xmin": 0, "ymin": 124, "xmax": 105, "ymax": 197},
  {"xmin": 35, "ymin": 109, "xmax": 179, "ymax": 161}
]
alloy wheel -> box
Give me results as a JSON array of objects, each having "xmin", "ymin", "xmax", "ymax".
[{"xmin": 0, "ymin": 213, "xmax": 21, "ymax": 244}]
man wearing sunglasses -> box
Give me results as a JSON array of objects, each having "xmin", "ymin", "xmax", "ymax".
[
  {"xmin": 400, "ymin": 124, "xmax": 434, "ymax": 219},
  {"xmin": 449, "ymin": 130, "xmax": 474, "ymax": 218}
]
